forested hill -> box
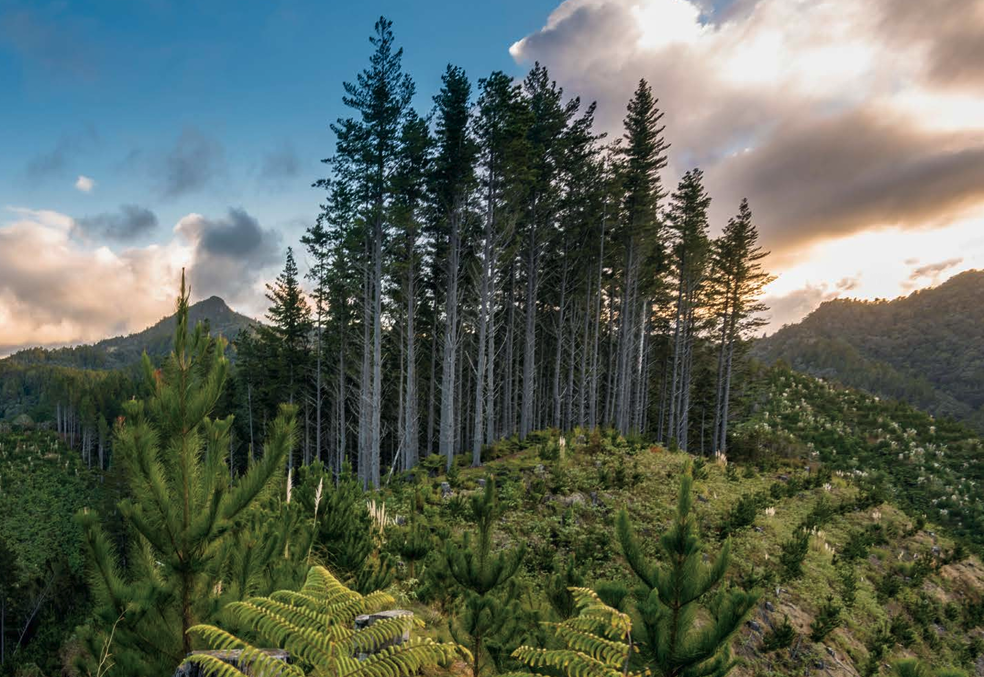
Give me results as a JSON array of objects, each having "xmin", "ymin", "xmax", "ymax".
[
  {"xmin": 3, "ymin": 295, "xmax": 256, "ymax": 370},
  {"xmin": 753, "ymin": 270, "xmax": 984, "ymax": 431}
]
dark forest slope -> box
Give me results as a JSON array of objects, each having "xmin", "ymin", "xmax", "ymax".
[{"xmin": 753, "ymin": 270, "xmax": 984, "ymax": 431}]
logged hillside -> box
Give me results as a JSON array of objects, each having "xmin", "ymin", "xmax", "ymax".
[
  {"xmin": 384, "ymin": 427, "xmax": 984, "ymax": 677},
  {"xmin": 733, "ymin": 365, "xmax": 984, "ymax": 550},
  {"xmin": 3, "ymin": 366, "xmax": 984, "ymax": 676},
  {"xmin": 0, "ymin": 430, "xmax": 105, "ymax": 674},
  {"xmin": 753, "ymin": 270, "xmax": 984, "ymax": 431}
]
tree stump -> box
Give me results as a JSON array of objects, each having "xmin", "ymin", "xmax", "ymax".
[{"xmin": 354, "ymin": 609, "xmax": 414, "ymax": 659}]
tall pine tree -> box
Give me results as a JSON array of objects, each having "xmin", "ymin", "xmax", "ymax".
[{"xmin": 75, "ymin": 273, "xmax": 298, "ymax": 676}]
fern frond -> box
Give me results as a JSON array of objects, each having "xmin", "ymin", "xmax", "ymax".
[
  {"xmin": 342, "ymin": 615, "xmax": 420, "ymax": 655},
  {"xmin": 339, "ymin": 638, "xmax": 463, "ymax": 677},
  {"xmin": 544, "ymin": 623, "xmax": 630, "ymax": 667},
  {"xmin": 184, "ymin": 625, "xmax": 303, "ymax": 677},
  {"xmin": 225, "ymin": 601, "xmax": 334, "ymax": 666},
  {"xmin": 511, "ymin": 647, "xmax": 620, "ymax": 677},
  {"xmin": 179, "ymin": 654, "xmax": 251, "ymax": 677},
  {"xmin": 569, "ymin": 588, "xmax": 632, "ymax": 637}
]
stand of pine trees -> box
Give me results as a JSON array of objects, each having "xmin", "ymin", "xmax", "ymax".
[{"xmin": 236, "ymin": 16, "xmax": 772, "ymax": 488}]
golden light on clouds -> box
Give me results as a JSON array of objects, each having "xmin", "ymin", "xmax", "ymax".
[{"xmin": 512, "ymin": 0, "xmax": 984, "ymax": 330}]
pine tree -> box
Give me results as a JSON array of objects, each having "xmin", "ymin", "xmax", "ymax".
[
  {"xmin": 301, "ymin": 218, "xmax": 333, "ymax": 466},
  {"xmin": 391, "ymin": 111, "xmax": 432, "ymax": 472},
  {"xmin": 709, "ymin": 199, "xmax": 773, "ymax": 455},
  {"xmin": 263, "ymin": 248, "xmax": 313, "ymax": 413},
  {"xmin": 445, "ymin": 478, "xmax": 526, "ymax": 677},
  {"xmin": 615, "ymin": 79, "xmax": 667, "ymax": 436},
  {"xmin": 431, "ymin": 63, "xmax": 478, "ymax": 470},
  {"xmin": 326, "ymin": 16, "xmax": 414, "ymax": 488},
  {"xmin": 308, "ymin": 465, "xmax": 393, "ymax": 594},
  {"xmin": 665, "ymin": 171, "xmax": 712, "ymax": 450},
  {"xmin": 616, "ymin": 463, "xmax": 758, "ymax": 677},
  {"xmin": 74, "ymin": 273, "xmax": 299, "ymax": 676}
]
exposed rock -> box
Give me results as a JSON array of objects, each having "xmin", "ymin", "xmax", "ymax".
[
  {"xmin": 440, "ymin": 482, "xmax": 452, "ymax": 499},
  {"xmin": 561, "ymin": 492, "xmax": 586, "ymax": 507}
]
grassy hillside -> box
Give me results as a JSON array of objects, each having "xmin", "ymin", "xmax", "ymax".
[
  {"xmin": 731, "ymin": 365, "xmax": 984, "ymax": 550},
  {"xmin": 753, "ymin": 270, "xmax": 984, "ymax": 431},
  {"xmin": 4, "ymin": 366, "xmax": 984, "ymax": 677},
  {"xmin": 382, "ymin": 427, "xmax": 984, "ymax": 677}
]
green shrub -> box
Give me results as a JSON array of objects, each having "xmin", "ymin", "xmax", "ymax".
[
  {"xmin": 779, "ymin": 529, "xmax": 810, "ymax": 581},
  {"xmin": 761, "ymin": 615, "xmax": 796, "ymax": 652},
  {"xmin": 810, "ymin": 595, "xmax": 842, "ymax": 642}
]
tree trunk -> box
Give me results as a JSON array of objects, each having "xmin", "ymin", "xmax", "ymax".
[{"xmin": 440, "ymin": 209, "xmax": 461, "ymax": 469}]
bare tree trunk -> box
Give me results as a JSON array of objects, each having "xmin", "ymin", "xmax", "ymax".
[
  {"xmin": 370, "ymin": 210, "xmax": 383, "ymax": 488},
  {"xmin": 502, "ymin": 262, "xmax": 517, "ymax": 437},
  {"xmin": 485, "ymin": 260, "xmax": 497, "ymax": 446},
  {"xmin": 427, "ymin": 321, "xmax": 438, "ymax": 456},
  {"xmin": 520, "ymin": 232, "xmax": 538, "ymax": 440},
  {"xmin": 552, "ymin": 239, "xmax": 569, "ymax": 429},
  {"xmin": 472, "ymin": 222, "xmax": 492, "ymax": 465},
  {"xmin": 720, "ymin": 337, "xmax": 737, "ymax": 455},
  {"xmin": 440, "ymin": 209, "xmax": 462, "ymax": 469},
  {"xmin": 403, "ymin": 240, "xmax": 419, "ymax": 471},
  {"xmin": 711, "ymin": 299, "xmax": 730, "ymax": 454},
  {"xmin": 359, "ymin": 260, "xmax": 372, "ymax": 485}
]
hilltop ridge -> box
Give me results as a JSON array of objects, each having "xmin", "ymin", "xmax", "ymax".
[
  {"xmin": 754, "ymin": 270, "xmax": 984, "ymax": 431},
  {"xmin": 2, "ymin": 296, "xmax": 257, "ymax": 370}
]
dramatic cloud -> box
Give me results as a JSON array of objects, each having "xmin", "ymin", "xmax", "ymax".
[
  {"xmin": 0, "ymin": 207, "xmax": 186, "ymax": 354},
  {"xmin": 175, "ymin": 207, "xmax": 281, "ymax": 305},
  {"xmin": 155, "ymin": 127, "xmax": 226, "ymax": 198},
  {"xmin": 512, "ymin": 0, "xmax": 984, "ymax": 325},
  {"xmin": 74, "ymin": 204, "xmax": 159, "ymax": 241},
  {"xmin": 511, "ymin": 0, "xmax": 984, "ymax": 245},
  {"xmin": 75, "ymin": 175, "xmax": 95, "ymax": 193}
]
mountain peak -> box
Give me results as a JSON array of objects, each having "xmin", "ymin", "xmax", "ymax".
[{"xmin": 192, "ymin": 296, "xmax": 233, "ymax": 314}]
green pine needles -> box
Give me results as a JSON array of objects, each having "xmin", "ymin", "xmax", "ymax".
[
  {"xmin": 506, "ymin": 587, "xmax": 648, "ymax": 677},
  {"xmin": 445, "ymin": 477, "xmax": 526, "ymax": 677},
  {"xmin": 74, "ymin": 273, "xmax": 299, "ymax": 676},
  {"xmin": 615, "ymin": 462, "xmax": 759, "ymax": 677},
  {"xmin": 184, "ymin": 565, "xmax": 464, "ymax": 677}
]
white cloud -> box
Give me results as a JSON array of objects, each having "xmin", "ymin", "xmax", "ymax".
[
  {"xmin": 74, "ymin": 174, "xmax": 95, "ymax": 193},
  {"xmin": 512, "ymin": 0, "xmax": 984, "ymax": 328},
  {"xmin": 0, "ymin": 205, "xmax": 278, "ymax": 354},
  {"xmin": 0, "ymin": 207, "xmax": 188, "ymax": 354}
]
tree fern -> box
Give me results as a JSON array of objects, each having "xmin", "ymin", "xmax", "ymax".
[
  {"xmin": 185, "ymin": 565, "xmax": 464, "ymax": 677},
  {"xmin": 505, "ymin": 587, "xmax": 646, "ymax": 677}
]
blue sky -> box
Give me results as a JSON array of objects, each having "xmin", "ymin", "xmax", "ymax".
[{"xmin": 0, "ymin": 0, "xmax": 556, "ymax": 248}]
